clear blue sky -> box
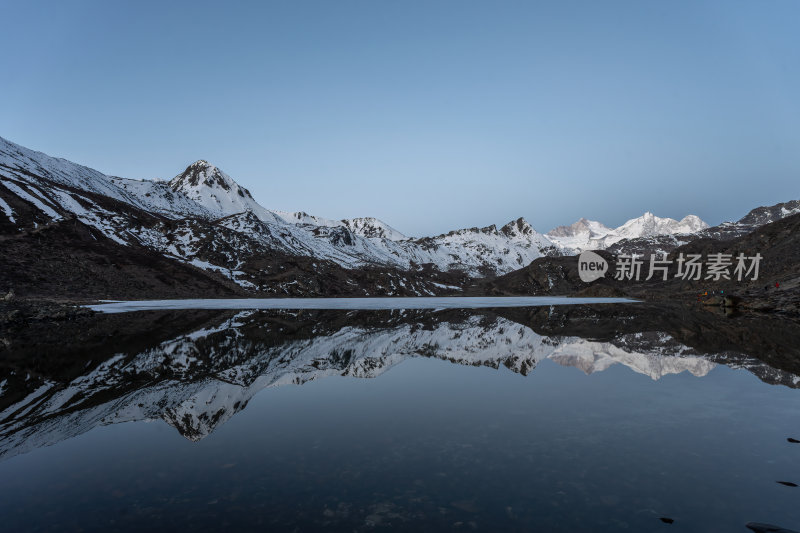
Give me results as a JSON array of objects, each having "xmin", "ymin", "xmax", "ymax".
[{"xmin": 2, "ymin": 0, "xmax": 799, "ymax": 236}]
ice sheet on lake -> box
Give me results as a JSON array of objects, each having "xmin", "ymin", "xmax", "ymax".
[{"xmin": 87, "ymin": 296, "xmax": 639, "ymax": 313}]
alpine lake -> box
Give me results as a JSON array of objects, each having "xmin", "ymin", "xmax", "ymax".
[{"xmin": 1, "ymin": 297, "xmax": 799, "ymax": 532}]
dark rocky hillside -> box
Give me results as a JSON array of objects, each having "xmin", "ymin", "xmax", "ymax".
[
  {"xmin": 0, "ymin": 213, "xmax": 468, "ymax": 301},
  {"xmin": 0, "ymin": 216, "xmax": 243, "ymax": 300}
]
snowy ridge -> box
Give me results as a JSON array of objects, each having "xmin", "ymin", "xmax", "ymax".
[
  {"xmin": 108, "ymin": 176, "xmax": 214, "ymax": 219},
  {"xmin": 342, "ymin": 217, "xmax": 407, "ymax": 240},
  {"xmin": 0, "ymin": 137, "xmax": 123, "ymax": 201},
  {"xmin": 411, "ymin": 220, "xmax": 555, "ymax": 274},
  {"xmin": 273, "ymin": 212, "xmax": 407, "ymax": 240},
  {"xmin": 272, "ymin": 210, "xmax": 342, "ymax": 227}
]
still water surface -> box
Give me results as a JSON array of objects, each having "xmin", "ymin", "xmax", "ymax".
[{"xmin": 1, "ymin": 301, "xmax": 799, "ymax": 532}]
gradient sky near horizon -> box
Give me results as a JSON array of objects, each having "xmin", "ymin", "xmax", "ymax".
[{"xmin": 1, "ymin": 1, "xmax": 799, "ymax": 236}]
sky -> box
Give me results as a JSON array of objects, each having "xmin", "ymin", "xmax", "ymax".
[{"xmin": 1, "ymin": 0, "xmax": 799, "ymax": 237}]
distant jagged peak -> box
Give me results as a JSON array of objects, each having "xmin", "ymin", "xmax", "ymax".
[
  {"xmin": 547, "ymin": 217, "xmax": 611, "ymax": 238},
  {"xmin": 678, "ymin": 214, "xmax": 705, "ymax": 224}
]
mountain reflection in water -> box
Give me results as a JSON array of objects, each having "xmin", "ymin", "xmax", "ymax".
[
  {"xmin": 3, "ymin": 304, "xmax": 800, "ymax": 532},
  {"xmin": 2, "ymin": 304, "xmax": 798, "ymax": 457}
]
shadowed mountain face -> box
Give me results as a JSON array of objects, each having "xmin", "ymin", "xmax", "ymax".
[{"xmin": 2, "ymin": 304, "xmax": 798, "ymax": 460}]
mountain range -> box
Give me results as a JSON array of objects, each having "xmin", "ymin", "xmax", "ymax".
[
  {"xmin": 1, "ymin": 135, "xmax": 798, "ymax": 298},
  {"xmin": 547, "ymin": 212, "xmax": 709, "ymax": 252}
]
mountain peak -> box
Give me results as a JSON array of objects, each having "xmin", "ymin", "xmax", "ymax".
[
  {"xmin": 501, "ymin": 217, "xmax": 535, "ymax": 238},
  {"xmin": 164, "ymin": 161, "xmax": 280, "ymax": 222},
  {"xmin": 170, "ymin": 160, "xmax": 248, "ymax": 196},
  {"xmin": 547, "ymin": 217, "xmax": 610, "ymax": 238}
]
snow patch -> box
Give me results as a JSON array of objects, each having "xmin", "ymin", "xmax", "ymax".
[
  {"xmin": 1, "ymin": 181, "xmax": 61, "ymax": 220},
  {"xmin": 0, "ymin": 193, "xmax": 15, "ymax": 223}
]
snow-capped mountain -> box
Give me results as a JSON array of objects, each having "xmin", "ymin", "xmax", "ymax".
[
  {"xmin": 547, "ymin": 212, "xmax": 709, "ymax": 253},
  {"xmin": 0, "ymin": 136, "xmax": 556, "ymax": 287},
  {"xmin": 616, "ymin": 212, "xmax": 708, "ymax": 239},
  {"xmin": 167, "ymin": 160, "xmax": 283, "ymax": 223}
]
